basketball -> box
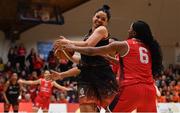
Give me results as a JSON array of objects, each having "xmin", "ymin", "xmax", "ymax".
[{"xmin": 54, "ymin": 49, "xmax": 74, "ymax": 60}]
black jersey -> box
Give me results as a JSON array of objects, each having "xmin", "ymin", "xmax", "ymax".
[
  {"xmin": 6, "ymin": 82, "xmax": 20, "ymax": 104},
  {"xmin": 80, "ymin": 32, "xmax": 109, "ymax": 66},
  {"xmin": 78, "ymin": 30, "xmax": 118, "ymax": 92}
]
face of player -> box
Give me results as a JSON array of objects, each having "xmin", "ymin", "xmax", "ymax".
[
  {"xmin": 128, "ymin": 23, "xmax": 136, "ymax": 38},
  {"xmin": 92, "ymin": 11, "xmax": 108, "ymax": 29},
  {"xmin": 11, "ymin": 73, "xmax": 18, "ymax": 83},
  {"xmin": 44, "ymin": 70, "xmax": 50, "ymax": 79}
]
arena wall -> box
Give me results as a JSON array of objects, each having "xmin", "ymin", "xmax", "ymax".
[{"xmin": 0, "ymin": 0, "xmax": 180, "ymax": 68}]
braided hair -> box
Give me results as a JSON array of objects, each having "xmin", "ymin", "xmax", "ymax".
[{"xmin": 132, "ymin": 20, "xmax": 163, "ymax": 76}]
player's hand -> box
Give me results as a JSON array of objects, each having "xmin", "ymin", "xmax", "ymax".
[
  {"xmin": 18, "ymin": 95, "xmax": 22, "ymax": 100},
  {"xmin": 18, "ymin": 79, "xmax": 24, "ymax": 84},
  {"xmin": 53, "ymin": 36, "xmax": 70, "ymax": 51},
  {"xmin": 50, "ymin": 70, "xmax": 63, "ymax": 81},
  {"xmin": 59, "ymin": 36, "xmax": 70, "ymax": 42},
  {"xmin": 66, "ymin": 88, "xmax": 74, "ymax": 91},
  {"xmin": 63, "ymin": 43, "xmax": 75, "ymax": 52}
]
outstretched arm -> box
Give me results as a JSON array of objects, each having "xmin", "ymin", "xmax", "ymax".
[
  {"xmin": 52, "ymin": 81, "xmax": 73, "ymax": 91},
  {"xmin": 18, "ymin": 79, "xmax": 41, "ymax": 85},
  {"xmin": 103, "ymin": 54, "xmax": 119, "ymax": 64},
  {"xmin": 51, "ymin": 67, "xmax": 80, "ymax": 81},
  {"xmin": 54, "ymin": 26, "xmax": 108, "ymax": 47},
  {"xmin": 65, "ymin": 41, "xmax": 128, "ymax": 56},
  {"xmin": 2, "ymin": 81, "xmax": 10, "ymax": 104}
]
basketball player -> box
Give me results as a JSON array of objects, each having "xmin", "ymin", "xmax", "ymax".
[
  {"xmin": 64, "ymin": 20, "xmax": 163, "ymax": 112},
  {"xmin": 18, "ymin": 70, "xmax": 72, "ymax": 112},
  {"xmin": 53, "ymin": 5, "xmax": 118, "ymax": 112},
  {"xmin": 3, "ymin": 73, "xmax": 23, "ymax": 113}
]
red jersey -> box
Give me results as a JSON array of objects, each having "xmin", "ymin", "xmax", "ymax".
[
  {"xmin": 38, "ymin": 78, "xmax": 52, "ymax": 97},
  {"xmin": 120, "ymin": 38, "xmax": 154, "ymax": 86},
  {"xmin": 111, "ymin": 54, "xmax": 120, "ymax": 75},
  {"xmin": 109, "ymin": 54, "xmax": 120, "ymax": 81}
]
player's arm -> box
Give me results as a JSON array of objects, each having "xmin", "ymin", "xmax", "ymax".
[
  {"xmin": 103, "ymin": 55, "xmax": 119, "ymax": 64},
  {"xmin": 18, "ymin": 83, "xmax": 23, "ymax": 99},
  {"xmin": 55, "ymin": 26, "xmax": 108, "ymax": 47},
  {"xmin": 2, "ymin": 81, "xmax": 10, "ymax": 104},
  {"xmin": 18, "ymin": 79, "xmax": 41, "ymax": 85},
  {"xmin": 18, "ymin": 81, "xmax": 27, "ymax": 100},
  {"xmin": 69, "ymin": 26, "xmax": 108, "ymax": 47},
  {"xmin": 50, "ymin": 67, "xmax": 80, "ymax": 81},
  {"xmin": 52, "ymin": 81, "xmax": 72, "ymax": 91},
  {"xmin": 154, "ymin": 84, "xmax": 161, "ymax": 97},
  {"xmin": 65, "ymin": 41, "xmax": 128, "ymax": 56}
]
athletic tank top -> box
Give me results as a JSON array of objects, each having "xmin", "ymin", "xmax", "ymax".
[
  {"xmin": 6, "ymin": 82, "xmax": 20, "ymax": 100},
  {"xmin": 38, "ymin": 78, "xmax": 52, "ymax": 97},
  {"xmin": 120, "ymin": 38, "xmax": 154, "ymax": 86},
  {"xmin": 80, "ymin": 29, "xmax": 109, "ymax": 67}
]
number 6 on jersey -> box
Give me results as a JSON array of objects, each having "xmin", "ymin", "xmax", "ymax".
[{"xmin": 139, "ymin": 47, "xmax": 149, "ymax": 64}]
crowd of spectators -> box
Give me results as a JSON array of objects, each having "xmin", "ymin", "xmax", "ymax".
[
  {"xmin": 0, "ymin": 43, "xmax": 78, "ymax": 105},
  {"xmin": 0, "ymin": 43, "xmax": 180, "ymax": 105},
  {"xmin": 155, "ymin": 64, "xmax": 180, "ymax": 102}
]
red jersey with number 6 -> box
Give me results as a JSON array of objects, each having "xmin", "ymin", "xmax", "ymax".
[{"xmin": 120, "ymin": 38, "xmax": 154, "ymax": 86}]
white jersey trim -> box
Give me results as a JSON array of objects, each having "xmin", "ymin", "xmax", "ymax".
[{"xmin": 121, "ymin": 41, "xmax": 130, "ymax": 57}]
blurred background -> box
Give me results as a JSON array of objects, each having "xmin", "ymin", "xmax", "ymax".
[{"xmin": 0, "ymin": 0, "xmax": 179, "ymax": 112}]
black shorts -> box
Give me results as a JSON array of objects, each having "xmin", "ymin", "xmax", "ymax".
[
  {"xmin": 7, "ymin": 98, "xmax": 19, "ymax": 105},
  {"xmin": 77, "ymin": 65, "xmax": 119, "ymax": 106}
]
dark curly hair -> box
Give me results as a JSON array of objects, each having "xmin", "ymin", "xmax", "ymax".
[{"xmin": 132, "ymin": 20, "xmax": 163, "ymax": 76}]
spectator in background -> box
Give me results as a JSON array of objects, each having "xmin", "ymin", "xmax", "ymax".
[
  {"xmin": 7, "ymin": 47, "xmax": 18, "ymax": 68},
  {"xmin": 68, "ymin": 93, "xmax": 78, "ymax": 103},
  {"xmin": 26, "ymin": 48, "xmax": 36, "ymax": 73},
  {"xmin": 47, "ymin": 50, "xmax": 58, "ymax": 70},
  {"xmin": 57, "ymin": 93, "xmax": 68, "ymax": 103},
  {"xmin": 50, "ymin": 95, "xmax": 57, "ymax": 103},
  {"xmin": 33, "ymin": 54, "xmax": 44, "ymax": 76},
  {"xmin": 19, "ymin": 70, "xmax": 28, "ymax": 80},
  {"xmin": 17, "ymin": 43, "xmax": 26, "ymax": 70},
  {"xmin": 12, "ymin": 62, "xmax": 22, "ymax": 75}
]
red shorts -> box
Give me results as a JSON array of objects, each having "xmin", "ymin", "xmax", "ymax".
[
  {"xmin": 34, "ymin": 95, "xmax": 50, "ymax": 110},
  {"xmin": 113, "ymin": 83, "xmax": 157, "ymax": 112}
]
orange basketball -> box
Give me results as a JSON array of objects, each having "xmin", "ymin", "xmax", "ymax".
[{"xmin": 54, "ymin": 49, "xmax": 74, "ymax": 60}]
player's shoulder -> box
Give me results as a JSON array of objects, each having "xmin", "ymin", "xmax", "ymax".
[{"xmin": 95, "ymin": 26, "xmax": 108, "ymax": 32}]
